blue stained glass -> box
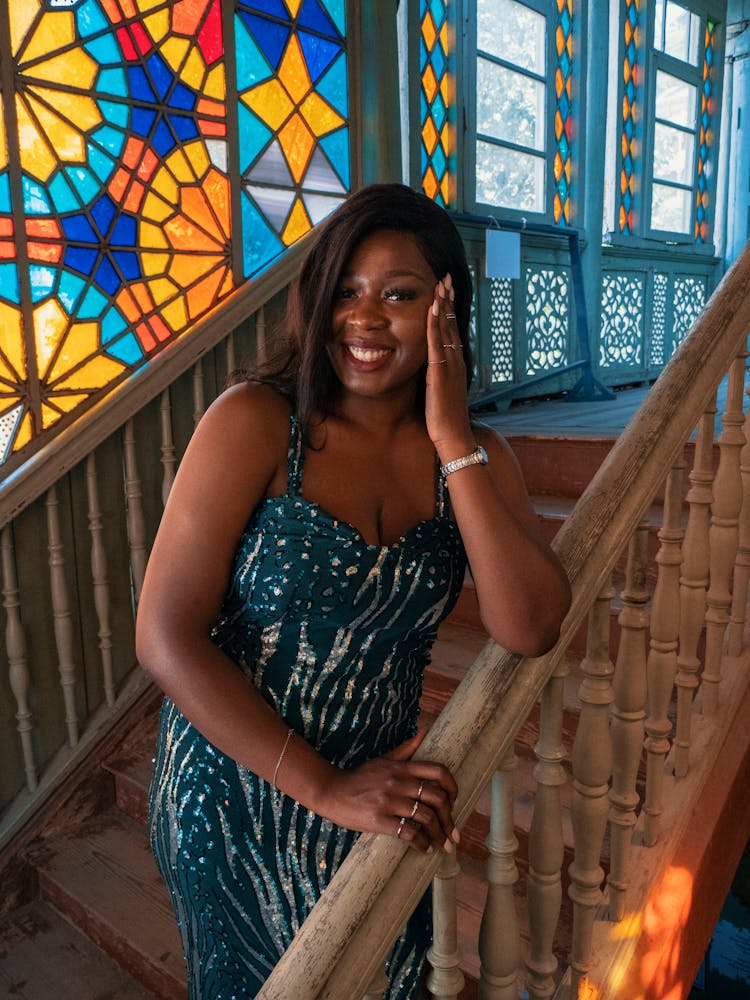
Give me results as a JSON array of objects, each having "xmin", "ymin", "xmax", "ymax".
[
  {"xmin": 152, "ymin": 118, "xmax": 180, "ymax": 155},
  {"xmin": 131, "ymin": 106, "xmax": 157, "ymax": 138},
  {"xmin": 421, "ymin": 145, "xmax": 428, "ymax": 173},
  {"xmin": 58, "ymin": 272, "xmax": 87, "ymax": 311},
  {"xmin": 431, "ymin": 44, "xmax": 445, "ymax": 79},
  {"xmin": 96, "ymin": 99, "xmax": 129, "ymax": 129},
  {"xmin": 91, "ymin": 195, "xmax": 116, "ymax": 237},
  {"xmin": 65, "ymin": 246, "xmax": 98, "ymax": 275},
  {"xmin": 559, "ymin": 92, "xmax": 570, "ymax": 120},
  {"xmin": 0, "ymin": 176, "xmax": 10, "ymax": 212},
  {"xmin": 106, "ymin": 332, "xmax": 143, "ymax": 363},
  {"xmin": 235, "ymin": 18, "xmax": 274, "ymax": 88},
  {"xmin": 298, "ymin": 0, "xmax": 336, "ymax": 39},
  {"xmin": 85, "ymin": 33, "xmax": 124, "ymax": 64},
  {"xmin": 559, "ymin": 133, "xmax": 569, "ymax": 159},
  {"xmin": 432, "ymin": 143, "xmax": 446, "ymax": 177},
  {"xmin": 420, "ymin": 38, "xmax": 428, "ymax": 70},
  {"xmin": 111, "ymin": 215, "xmax": 137, "ymax": 246},
  {"xmin": 237, "ymin": 104, "xmax": 273, "ymax": 171},
  {"xmin": 320, "ymin": 0, "xmax": 345, "ymax": 36},
  {"xmin": 245, "ymin": 0, "xmax": 289, "ymax": 19},
  {"xmin": 320, "ymin": 128, "xmax": 349, "ymax": 186},
  {"xmin": 62, "ymin": 213, "xmax": 98, "ymax": 242},
  {"xmin": 171, "ymin": 82, "xmax": 196, "ymax": 110},
  {"xmin": 101, "ymin": 307, "xmax": 127, "ymax": 340},
  {"xmin": 94, "ymin": 256, "xmax": 120, "ymax": 293},
  {"xmin": 30, "ymin": 266, "xmax": 56, "ymax": 301},
  {"xmin": 91, "ymin": 125, "xmax": 127, "ymax": 159},
  {"xmin": 560, "ymin": 8, "xmax": 571, "ymax": 34},
  {"xmin": 298, "ymin": 30, "xmax": 340, "ymax": 81},
  {"xmin": 560, "ymin": 49, "xmax": 570, "ymax": 77},
  {"xmin": 431, "ymin": 93, "xmax": 446, "ymax": 130},
  {"xmin": 76, "ymin": 0, "xmax": 109, "ymax": 37},
  {"xmin": 88, "ymin": 145, "xmax": 117, "ymax": 183},
  {"xmin": 146, "ymin": 53, "xmax": 174, "ymax": 101},
  {"xmin": 112, "ymin": 250, "xmax": 139, "ymax": 279},
  {"xmin": 420, "ymin": 90, "xmax": 428, "ymax": 124},
  {"xmin": 316, "ymin": 51, "xmax": 347, "ymax": 115},
  {"xmin": 239, "ymin": 12, "xmax": 290, "ymax": 70},
  {"xmin": 626, "ymin": 78, "xmax": 634, "ymax": 103},
  {"xmin": 22, "ymin": 178, "xmax": 52, "ymax": 214},
  {"xmin": 79, "ymin": 285, "xmax": 108, "ymax": 319},
  {"xmin": 558, "ymin": 175, "xmax": 568, "ymax": 200},
  {"xmin": 241, "ymin": 191, "xmax": 284, "ymax": 278},
  {"xmin": 171, "ymin": 114, "xmax": 200, "ymax": 141},
  {"xmin": 0, "ymin": 264, "xmax": 20, "ymax": 303},
  {"xmin": 128, "ymin": 66, "xmax": 157, "ymax": 103}
]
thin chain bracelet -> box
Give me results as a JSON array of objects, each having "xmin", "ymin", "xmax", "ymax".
[{"xmin": 272, "ymin": 728, "xmax": 294, "ymax": 787}]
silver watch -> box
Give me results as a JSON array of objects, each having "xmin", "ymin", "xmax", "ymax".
[{"xmin": 440, "ymin": 445, "xmax": 488, "ymax": 477}]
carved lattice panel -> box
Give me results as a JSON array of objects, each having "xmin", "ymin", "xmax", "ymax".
[
  {"xmin": 650, "ymin": 272, "xmax": 669, "ymax": 367},
  {"xmin": 489, "ymin": 277, "xmax": 513, "ymax": 382},
  {"xmin": 468, "ymin": 262, "xmax": 479, "ymax": 381},
  {"xmin": 599, "ymin": 272, "xmax": 644, "ymax": 368},
  {"xmin": 525, "ymin": 267, "xmax": 569, "ymax": 375},
  {"xmin": 671, "ymin": 275, "xmax": 706, "ymax": 353}
]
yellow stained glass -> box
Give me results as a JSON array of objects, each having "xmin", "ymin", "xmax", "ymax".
[
  {"xmin": 18, "ymin": 12, "xmax": 74, "ymax": 63},
  {"xmin": 184, "ymin": 140, "xmax": 210, "ymax": 178},
  {"xmin": 147, "ymin": 277, "xmax": 179, "ymax": 304},
  {"xmin": 16, "ymin": 98, "xmax": 57, "ymax": 182},
  {"xmin": 278, "ymin": 36, "xmax": 311, "ymax": 105},
  {"xmin": 14, "ymin": 413, "xmax": 32, "ymax": 452},
  {"xmin": 51, "ymin": 393, "xmax": 88, "ymax": 413},
  {"xmin": 48, "ymin": 323, "xmax": 99, "ymax": 382},
  {"xmin": 54, "ymin": 354, "xmax": 125, "ymax": 392},
  {"xmin": 187, "ymin": 269, "xmax": 225, "ymax": 319},
  {"xmin": 28, "ymin": 48, "xmax": 97, "ymax": 90},
  {"xmin": 142, "ymin": 252, "xmax": 171, "ymax": 276},
  {"xmin": 245, "ymin": 80, "xmax": 294, "ymax": 131},
  {"xmin": 300, "ymin": 93, "xmax": 344, "ymax": 136},
  {"xmin": 281, "ymin": 198, "xmax": 311, "ymax": 245},
  {"xmin": 162, "ymin": 299, "xmax": 188, "ymax": 331},
  {"xmin": 285, "ymin": 0, "xmax": 303, "ymax": 16},
  {"xmin": 27, "ymin": 96, "xmax": 86, "ymax": 164},
  {"xmin": 161, "ymin": 36, "xmax": 190, "ymax": 73},
  {"xmin": 9, "ymin": 1, "xmax": 37, "ymax": 55},
  {"xmin": 205, "ymin": 65, "xmax": 225, "ymax": 100},
  {"xmin": 34, "ymin": 300, "xmax": 67, "ymax": 378},
  {"xmin": 0, "ymin": 305, "xmax": 26, "ymax": 377},
  {"xmin": 143, "ymin": 190, "xmax": 175, "ymax": 224},
  {"xmin": 422, "ymin": 12, "xmax": 437, "ymax": 51},
  {"xmin": 144, "ymin": 9, "xmax": 170, "ymax": 43},
  {"xmin": 422, "ymin": 117, "xmax": 438, "ymax": 156},
  {"xmin": 30, "ymin": 87, "xmax": 100, "ymax": 131},
  {"xmin": 182, "ymin": 47, "xmax": 210, "ymax": 90},
  {"xmin": 422, "ymin": 65, "xmax": 438, "ymax": 104},
  {"xmin": 278, "ymin": 114, "xmax": 315, "ymax": 183},
  {"xmin": 41, "ymin": 404, "xmax": 62, "ymax": 430},
  {"xmin": 0, "ymin": 94, "xmax": 7, "ymax": 171}
]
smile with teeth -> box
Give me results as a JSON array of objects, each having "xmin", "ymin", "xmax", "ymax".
[{"xmin": 346, "ymin": 345, "xmax": 392, "ymax": 363}]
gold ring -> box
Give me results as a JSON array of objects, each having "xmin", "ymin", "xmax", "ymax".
[
  {"xmin": 427, "ymin": 359, "xmax": 448, "ymax": 365},
  {"xmin": 416, "ymin": 780, "xmax": 425, "ymax": 803},
  {"xmin": 396, "ymin": 817, "xmax": 406, "ymax": 838},
  {"xmin": 442, "ymin": 344, "xmax": 456, "ymax": 350},
  {"xmin": 409, "ymin": 800, "xmax": 419, "ymax": 820},
  {"xmin": 445, "ymin": 313, "xmax": 457, "ymax": 319}
]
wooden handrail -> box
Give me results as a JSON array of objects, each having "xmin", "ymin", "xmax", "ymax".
[
  {"xmin": 0, "ymin": 239, "xmax": 311, "ymax": 531},
  {"xmin": 258, "ymin": 239, "xmax": 750, "ymax": 998}
]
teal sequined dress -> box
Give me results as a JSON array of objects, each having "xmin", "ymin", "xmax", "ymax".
[{"xmin": 149, "ymin": 417, "xmax": 467, "ymax": 999}]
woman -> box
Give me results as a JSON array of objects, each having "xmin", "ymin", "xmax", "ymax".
[{"xmin": 137, "ymin": 183, "xmax": 570, "ymax": 998}]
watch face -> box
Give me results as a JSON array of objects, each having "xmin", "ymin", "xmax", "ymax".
[{"xmin": 477, "ymin": 445, "xmax": 488, "ymax": 465}]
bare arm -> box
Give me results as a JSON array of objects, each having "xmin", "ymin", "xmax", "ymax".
[
  {"xmin": 425, "ymin": 279, "xmax": 571, "ymax": 655},
  {"xmin": 136, "ymin": 382, "xmax": 458, "ymax": 851}
]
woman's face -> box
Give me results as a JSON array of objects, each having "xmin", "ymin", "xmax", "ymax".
[{"xmin": 327, "ymin": 229, "xmax": 438, "ymax": 407}]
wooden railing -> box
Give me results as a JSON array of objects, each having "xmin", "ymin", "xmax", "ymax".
[
  {"xmin": 254, "ymin": 240, "xmax": 750, "ymax": 999},
  {"xmin": 0, "ymin": 245, "xmax": 306, "ymax": 847}
]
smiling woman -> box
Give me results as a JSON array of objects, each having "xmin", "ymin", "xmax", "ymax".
[{"xmin": 136, "ymin": 182, "xmax": 570, "ymax": 999}]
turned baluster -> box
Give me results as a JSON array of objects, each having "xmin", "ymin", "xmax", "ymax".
[
  {"xmin": 674, "ymin": 399, "xmax": 715, "ymax": 777},
  {"xmin": 160, "ymin": 388, "xmax": 177, "ymax": 506},
  {"xmin": 478, "ymin": 751, "xmax": 520, "ymax": 1000},
  {"xmin": 643, "ymin": 456, "xmax": 685, "ymax": 845},
  {"xmin": 46, "ymin": 485, "xmax": 80, "ymax": 746},
  {"xmin": 568, "ymin": 576, "xmax": 614, "ymax": 996},
  {"xmin": 2, "ymin": 525, "xmax": 37, "ymax": 791},
  {"xmin": 86, "ymin": 452, "xmax": 115, "ymax": 707},
  {"xmin": 526, "ymin": 659, "xmax": 568, "ymax": 1000},
  {"xmin": 426, "ymin": 846, "xmax": 465, "ymax": 1000},
  {"xmin": 729, "ymin": 382, "xmax": 750, "ymax": 655},
  {"xmin": 193, "ymin": 358, "xmax": 206, "ymax": 427},
  {"xmin": 226, "ymin": 329, "xmax": 236, "ymax": 375},
  {"xmin": 256, "ymin": 305, "xmax": 267, "ymax": 364},
  {"xmin": 702, "ymin": 353, "xmax": 747, "ymax": 714},
  {"xmin": 608, "ymin": 520, "xmax": 650, "ymax": 921},
  {"xmin": 123, "ymin": 418, "xmax": 147, "ymax": 604}
]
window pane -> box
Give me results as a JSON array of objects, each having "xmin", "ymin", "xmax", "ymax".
[
  {"xmin": 655, "ymin": 71, "xmax": 696, "ymax": 128},
  {"xmin": 661, "ymin": 2, "xmax": 700, "ymax": 65},
  {"xmin": 651, "ymin": 182, "xmax": 692, "ymax": 232},
  {"xmin": 477, "ymin": 58, "xmax": 545, "ymax": 151},
  {"xmin": 653, "ymin": 122, "xmax": 694, "ymax": 184},
  {"xmin": 477, "ymin": 0, "xmax": 545, "ymax": 75},
  {"xmin": 476, "ymin": 139, "xmax": 545, "ymax": 211}
]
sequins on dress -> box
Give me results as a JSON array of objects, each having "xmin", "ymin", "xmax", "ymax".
[{"xmin": 149, "ymin": 416, "xmax": 467, "ymax": 999}]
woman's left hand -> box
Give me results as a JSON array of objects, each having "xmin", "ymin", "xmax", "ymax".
[{"xmin": 424, "ymin": 275, "xmax": 474, "ymax": 459}]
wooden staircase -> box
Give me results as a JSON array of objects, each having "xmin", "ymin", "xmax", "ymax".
[{"xmin": 0, "ymin": 429, "xmax": 620, "ymax": 999}]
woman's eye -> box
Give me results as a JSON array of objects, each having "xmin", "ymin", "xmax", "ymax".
[
  {"xmin": 384, "ymin": 288, "xmax": 415, "ymax": 301},
  {"xmin": 335, "ymin": 287, "xmax": 355, "ymax": 300}
]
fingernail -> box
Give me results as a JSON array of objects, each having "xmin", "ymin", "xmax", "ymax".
[
  {"xmin": 427, "ymin": 845, "xmax": 434, "ymax": 854},
  {"xmin": 449, "ymin": 287, "xmax": 455, "ymax": 302},
  {"xmin": 443, "ymin": 837, "xmax": 453, "ymax": 852},
  {"xmin": 445, "ymin": 273, "xmax": 453, "ymax": 290},
  {"xmin": 451, "ymin": 828, "xmax": 461, "ymax": 844},
  {"xmin": 432, "ymin": 299, "xmax": 439, "ymax": 316},
  {"xmin": 438, "ymin": 281, "xmax": 446, "ymax": 299}
]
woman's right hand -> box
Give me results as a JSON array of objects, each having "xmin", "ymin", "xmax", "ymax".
[{"xmin": 317, "ymin": 730, "xmax": 460, "ymax": 853}]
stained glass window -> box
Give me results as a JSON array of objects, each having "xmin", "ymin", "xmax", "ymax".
[
  {"xmin": 0, "ymin": 0, "xmax": 350, "ymax": 470},
  {"xmin": 619, "ymin": 0, "xmax": 640, "ymax": 235},
  {"xmin": 419, "ymin": 0, "xmax": 453, "ymax": 207},
  {"xmin": 695, "ymin": 20, "xmax": 716, "ymax": 243},
  {"xmin": 553, "ymin": 0, "xmax": 573, "ymax": 224}
]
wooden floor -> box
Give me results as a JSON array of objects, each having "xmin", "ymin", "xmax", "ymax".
[{"xmin": 476, "ymin": 373, "xmax": 737, "ymax": 439}]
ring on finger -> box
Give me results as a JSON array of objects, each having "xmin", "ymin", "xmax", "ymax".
[
  {"xmin": 445, "ymin": 312, "xmax": 457, "ymax": 320},
  {"xmin": 396, "ymin": 816, "xmax": 407, "ymax": 838},
  {"xmin": 441, "ymin": 343, "xmax": 456, "ymax": 350},
  {"xmin": 409, "ymin": 799, "xmax": 419, "ymax": 820},
  {"xmin": 427, "ymin": 359, "xmax": 448, "ymax": 365},
  {"xmin": 416, "ymin": 780, "xmax": 425, "ymax": 803}
]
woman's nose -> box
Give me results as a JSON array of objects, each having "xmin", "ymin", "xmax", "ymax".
[{"xmin": 345, "ymin": 295, "xmax": 385, "ymax": 327}]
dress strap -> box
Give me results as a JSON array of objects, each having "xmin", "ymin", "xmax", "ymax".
[{"xmin": 286, "ymin": 415, "xmax": 304, "ymax": 495}]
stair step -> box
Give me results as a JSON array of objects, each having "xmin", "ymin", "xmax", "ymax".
[
  {"xmin": 0, "ymin": 899, "xmax": 154, "ymax": 999},
  {"xmin": 29, "ymin": 809, "xmax": 186, "ymax": 999}
]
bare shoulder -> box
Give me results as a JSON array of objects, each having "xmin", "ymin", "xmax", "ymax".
[{"xmin": 471, "ymin": 421, "xmax": 522, "ymax": 472}]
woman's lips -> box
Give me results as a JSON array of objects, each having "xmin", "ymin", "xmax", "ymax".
[{"xmin": 344, "ymin": 344, "xmax": 393, "ymax": 365}]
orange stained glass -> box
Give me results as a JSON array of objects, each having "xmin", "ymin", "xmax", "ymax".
[
  {"xmin": 278, "ymin": 114, "xmax": 316, "ymax": 183},
  {"xmin": 278, "ymin": 35, "xmax": 311, "ymax": 104}
]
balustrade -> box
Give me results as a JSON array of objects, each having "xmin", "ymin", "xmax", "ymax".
[{"xmin": 86, "ymin": 452, "xmax": 115, "ymax": 708}]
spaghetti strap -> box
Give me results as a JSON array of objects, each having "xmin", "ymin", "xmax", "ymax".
[{"xmin": 286, "ymin": 415, "xmax": 304, "ymax": 495}]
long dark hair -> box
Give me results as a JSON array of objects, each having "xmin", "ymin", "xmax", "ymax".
[{"xmin": 252, "ymin": 183, "xmax": 474, "ymax": 441}]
